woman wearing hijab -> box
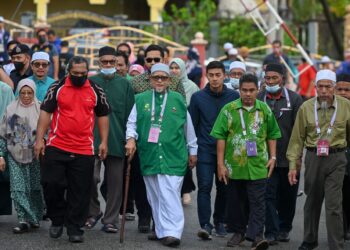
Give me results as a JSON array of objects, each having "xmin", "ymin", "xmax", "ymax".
[
  {"xmin": 0, "ymin": 78, "xmax": 44, "ymax": 233},
  {"xmin": 0, "ymin": 81, "xmax": 15, "ymax": 218},
  {"xmin": 170, "ymin": 58, "xmax": 199, "ymax": 205}
]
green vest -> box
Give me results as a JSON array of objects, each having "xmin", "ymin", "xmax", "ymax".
[
  {"xmin": 90, "ymin": 73, "xmax": 135, "ymax": 158},
  {"xmin": 135, "ymin": 90, "xmax": 188, "ymax": 176}
]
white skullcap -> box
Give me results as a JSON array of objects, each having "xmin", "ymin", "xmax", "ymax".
[
  {"xmin": 229, "ymin": 61, "xmax": 246, "ymax": 72},
  {"xmin": 151, "ymin": 63, "xmax": 170, "ymax": 75},
  {"xmin": 223, "ymin": 42, "xmax": 233, "ymax": 51},
  {"xmin": 0, "ymin": 16, "xmax": 4, "ymax": 22},
  {"xmin": 31, "ymin": 51, "xmax": 50, "ymax": 63},
  {"xmin": 228, "ymin": 48, "xmax": 238, "ymax": 55},
  {"xmin": 315, "ymin": 69, "xmax": 336, "ymax": 85},
  {"xmin": 321, "ymin": 56, "xmax": 331, "ymax": 63}
]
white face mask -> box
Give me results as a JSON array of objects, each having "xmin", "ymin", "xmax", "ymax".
[
  {"xmin": 100, "ymin": 67, "xmax": 116, "ymax": 75},
  {"xmin": 266, "ymin": 84, "xmax": 281, "ymax": 94},
  {"xmin": 229, "ymin": 78, "xmax": 240, "ymax": 89}
]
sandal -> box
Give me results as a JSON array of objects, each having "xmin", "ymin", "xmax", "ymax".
[
  {"xmin": 13, "ymin": 222, "xmax": 30, "ymax": 234},
  {"xmin": 85, "ymin": 212, "xmax": 103, "ymax": 229},
  {"xmin": 101, "ymin": 224, "xmax": 118, "ymax": 233}
]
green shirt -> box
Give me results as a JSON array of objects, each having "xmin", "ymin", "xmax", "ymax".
[
  {"xmin": 286, "ymin": 95, "xmax": 350, "ymax": 170},
  {"xmin": 90, "ymin": 73, "xmax": 135, "ymax": 158},
  {"xmin": 210, "ymin": 99, "xmax": 281, "ymax": 180},
  {"xmin": 135, "ymin": 90, "xmax": 188, "ymax": 176}
]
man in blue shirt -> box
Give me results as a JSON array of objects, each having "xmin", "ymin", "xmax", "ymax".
[
  {"xmin": 189, "ymin": 61, "xmax": 240, "ymax": 240},
  {"xmin": 27, "ymin": 51, "xmax": 55, "ymax": 102}
]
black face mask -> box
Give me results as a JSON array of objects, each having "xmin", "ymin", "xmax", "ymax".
[
  {"xmin": 38, "ymin": 36, "xmax": 46, "ymax": 44},
  {"xmin": 14, "ymin": 62, "xmax": 25, "ymax": 71},
  {"xmin": 70, "ymin": 75, "xmax": 87, "ymax": 87}
]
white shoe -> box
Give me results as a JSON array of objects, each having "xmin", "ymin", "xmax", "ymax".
[{"xmin": 182, "ymin": 193, "xmax": 191, "ymax": 205}]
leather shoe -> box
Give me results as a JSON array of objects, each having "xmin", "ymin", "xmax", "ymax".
[
  {"xmin": 49, "ymin": 225, "xmax": 63, "ymax": 239},
  {"xmin": 298, "ymin": 241, "xmax": 318, "ymax": 250},
  {"xmin": 147, "ymin": 232, "xmax": 160, "ymax": 241},
  {"xmin": 161, "ymin": 236, "xmax": 180, "ymax": 247},
  {"xmin": 69, "ymin": 235, "xmax": 84, "ymax": 243}
]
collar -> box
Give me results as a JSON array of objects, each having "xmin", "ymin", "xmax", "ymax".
[
  {"xmin": 32, "ymin": 75, "xmax": 48, "ymax": 83},
  {"xmin": 235, "ymin": 98, "xmax": 261, "ymax": 111},
  {"xmin": 266, "ymin": 88, "xmax": 284, "ymax": 100}
]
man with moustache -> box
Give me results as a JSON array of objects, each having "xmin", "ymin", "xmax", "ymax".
[
  {"xmin": 257, "ymin": 63, "xmax": 303, "ymax": 245},
  {"xmin": 287, "ymin": 70, "xmax": 350, "ymax": 250}
]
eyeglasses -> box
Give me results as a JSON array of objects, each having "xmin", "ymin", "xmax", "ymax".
[
  {"xmin": 33, "ymin": 62, "xmax": 49, "ymax": 68},
  {"xmin": 151, "ymin": 75, "xmax": 169, "ymax": 81},
  {"xmin": 229, "ymin": 72, "xmax": 243, "ymax": 78},
  {"xmin": 100, "ymin": 60, "xmax": 116, "ymax": 66},
  {"xmin": 145, "ymin": 57, "xmax": 161, "ymax": 63}
]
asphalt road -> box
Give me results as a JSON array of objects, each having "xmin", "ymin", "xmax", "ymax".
[{"xmin": 0, "ymin": 168, "xmax": 349, "ymax": 250}]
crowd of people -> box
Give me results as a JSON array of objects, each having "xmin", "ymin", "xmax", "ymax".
[{"xmin": 2, "ymin": 16, "xmax": 350, "ymax": 250}]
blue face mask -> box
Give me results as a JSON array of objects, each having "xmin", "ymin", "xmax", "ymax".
[
  {"xmin": 229, "ymin": 78, "xmax": 240, "ymax": 89},
  {"xmin": 101, "ymin": 67, "xmax": 116, "ymax": 75},
  {"xmin": 266, "ymin": 84, "xmax": 281, "ymax": 94}
]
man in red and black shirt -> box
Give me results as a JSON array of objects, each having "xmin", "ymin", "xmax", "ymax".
[{"xmin": 34, "ymin": 56, "xmax": 110, "ymax": 243}]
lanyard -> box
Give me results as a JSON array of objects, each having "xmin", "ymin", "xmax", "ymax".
[
  {"xmin": 151, "ymin": 90, "xmax": 168, "ymax": 125},
  {"xmin": 239, "ymin": 109, "xmax": 259, "ymax": 136},
  {"xmin": 264, "ymin": 87, "xmax": 290, "ymax": 108},
  {"xmin": 314, "ymin": 98, "xmax": 337, "ymax": 136}
]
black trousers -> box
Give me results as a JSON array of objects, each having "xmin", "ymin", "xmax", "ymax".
[
  {"xmin": 227, "ymin": 179, "xmax": 267, "ymax": 241},
  {"xmin": 181, "ymin": 168, "xmax": 196, "ymax": 195},
  {"xmin": 41, "ymin": 146, "xmax": 94, "ymax": 236},
  {"xmin": 343, "ymin": 175, "xmax": 350, "ymax": 235},
  {"xmin": 130, "ymin": 152, "xmax": 152, "ymax": 222}
]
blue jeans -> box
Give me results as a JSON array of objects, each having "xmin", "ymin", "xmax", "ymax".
[
  {"xmin": 265, "ymin": 167, "xmax": 299, "ymax": 238},
  {"xmin": 196, "ymin": 153, "xmax": 227, "ymax": 228}
]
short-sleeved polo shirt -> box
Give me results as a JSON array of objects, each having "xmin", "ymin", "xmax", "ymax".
[{"xmin": 41, "ymin": 77, "xmax": 110, "ymax": 155}]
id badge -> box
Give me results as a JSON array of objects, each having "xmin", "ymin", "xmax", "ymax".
[
  {"xmin": 317, "ymin": 139, "xmax": 329, "ymax": 157},
  {"xmin": 148, "ymin": 124, "xmax": 160, "ymax": 143},
  {"xmin": 246, "ymin": 140, "xmax": 257, "ymax": 157}
]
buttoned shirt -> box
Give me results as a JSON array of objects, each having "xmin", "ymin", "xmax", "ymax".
[
  {"xmin": 210, "ymin": 99, "xmax": 281, "ymax": 180},
  {"xmin": 26, "ymin": 75, "xmax": 56, "ymax": 102},
  {"xmin": 286, "ymin": 95, "xmax": 350, "ymax": 170}
]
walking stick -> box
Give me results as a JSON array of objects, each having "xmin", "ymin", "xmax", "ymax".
[{"xmin": 120, "ymin": 155, "xmax": 132, "ymax": 243}]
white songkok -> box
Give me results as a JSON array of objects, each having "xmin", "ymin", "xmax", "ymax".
[
  {"xmin": 31, "ymin": 51, "xmax": 50, "ymax": 63},
  {"xmin": 315, "ymin": 69, "xmax": 336, "ymax": 85},
  {"xmin": 228, "ymin": 48, "xmax": 238, "ymax": 56},
  {"xmin": 151, "ymin": 63, "xmax": 170, "ymax": 75},
  {"xmin": 223, "ymin": 42, "xmax": 233, "ymax": 51},
  {"xmin": 229, "ymin": 61, "xmax": 246, "ymax": 72}
]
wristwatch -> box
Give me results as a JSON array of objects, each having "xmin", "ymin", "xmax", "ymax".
[{"xmin": 271, "ymin": 156, "xmax": 277, "ymax": 160}]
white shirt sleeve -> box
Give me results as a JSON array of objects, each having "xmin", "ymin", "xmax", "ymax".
[
  {"xmin": 185, "ymin": 111, "xmax": 198, "ymax": 156},
  {"xmin": 126, "ymin": 104, "xmax": 138, "ymax": 140}
]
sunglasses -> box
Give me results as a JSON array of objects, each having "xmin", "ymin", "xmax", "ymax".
[
  {"xmin": 151, "ymin": 75, "xmax": 169, "ymax": 81},
  {"xmin": 145, "ymin": 57, "xmax": 161, "ymax": 63},
  {"xmin": 33, "ymin": 62, "xmax": 49, "ymax": 68},
  {"xmin": 100, "ymin": 60, "xmax": 116, "ymax": 66}
]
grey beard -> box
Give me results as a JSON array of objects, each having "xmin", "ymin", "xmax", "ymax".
[{"xmin": 321, "ymin": 101, "xmax": 328, "ymax": 117}]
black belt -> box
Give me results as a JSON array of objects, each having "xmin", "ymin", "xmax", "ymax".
[{"xmin": 306, "ymin": 147, "xmax": 346, "ymax": 154}]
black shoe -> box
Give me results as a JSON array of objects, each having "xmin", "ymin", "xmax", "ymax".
[
  {"xmin": 49, "ymin": 225, "xmax": 63, "ymax": 239},
  {"xmin": 227, "ymin": 233, "xmax": 244, "ymax": 247},
  {"xmin": 277, "ymin": 231, "xmax": 290, "ymax": 242},
  {"xmin": 298, "ymin": 242, "xmax": 318, "ymax": 250},
  {"xmin": 138, "ymin": 217, "xmax": 151, "ymax": 233},
  {"xmin": 251, "ymin": 238, "xmax": 269, "ymax": 250},
  {"xmin": 197, "ymin": 224, "xmax": 212, "ymax": 240},
  {"xmin": 266, "ymin": 236, "xmax": 278, "ymax": 245},
  {"xmin": 148, "ymin": 232, "xmax": 160, "ymax": 241},
  {"xmin": 161, "ymin": 236, "xmax": 181, "ymax": 247},
  {"xmin": 13, "ymin": 223, "xmax": 30, "ymax": 234},
  {"xmin": 69, "ymin": 235, "xmax": 84, "ymax": 243}
]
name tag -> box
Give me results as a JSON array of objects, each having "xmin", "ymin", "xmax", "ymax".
[
  {"xmin": 317, "ymin": 139, "xmax": 329, "ymax": 157},
  {"xmin": 148, "ymin": 124, "xmax": 160, "ymax": 143},
  {"xmin": 246, "ymin": 140, "xmax": 257, "ymax": 157}
]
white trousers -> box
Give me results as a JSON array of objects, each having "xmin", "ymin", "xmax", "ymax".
[{"xmin": 143, "ymin": 174, "xmax": 184, "ymax": 239}]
